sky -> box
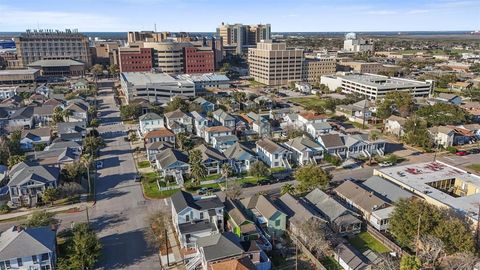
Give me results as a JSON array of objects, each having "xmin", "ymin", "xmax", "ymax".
[{"xmin": 0, "ymin": 0, "xmax": 478, "ymax": 32}]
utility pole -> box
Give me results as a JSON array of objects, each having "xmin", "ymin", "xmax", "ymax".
[
  {"xmin": 415, "ymin": 214, "xmax": 422, "ymax": 257},
  {"xmin": 165, "ymin": 229, "xmax": 169, "ymax": 266},
  {"xmin": 295, "ymin": 236, "xmax": 298, "ymax": 270},
  {"xmin": 475, "ymin": 203, "xmax": 480, "ymax": 250},
  {"xmin": 85, "ymin": 206, "xmax": 90, "ymax": 224}
]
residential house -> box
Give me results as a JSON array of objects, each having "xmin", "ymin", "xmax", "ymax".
[
  {"xmin": 204, "ymin": 126, "xmax": 233, "ymax": 144},
  {"xmin": 29, "ymin": 147, "xmax": 80, "ymax": 167},
  {"xmin": 254, "ymin": 96, "xmax": 274, "ymax": 110},
  {"xmin": 240, "ymin": 195, "xmax": 287, "ymax": 238},
  {"xmin": 334, "ymin": 180, "xmax": 391, "ymax": 221},
  {"xmin": 155, "ymin": 148, "xmax": 190, "ymax": 181},
  {"xmin": 429, "ymin": 93, "xmax": 462, "ymax": 105},
  {"xmin": 57, "ymin": 121, "xmax": 87, "ymax": 142},
  {"xmin": 64, "ymin": 100, "xmax": 89, "ymax": 123},
  {"xmin": 33, "ymin": 105, "xmax": 56, "ymax": 127},
  {"xmin": 138, "ymin": 113, "xmax": 164, "ymax": 136},
  {"xmin": 191, "ymin": 111, "xmax": 210, "ymax": 137},
  {"xmin": 342, "ymin": 134, "xmax": 386, "ymax": 158},
  {"xmin": 7, "ymin": 162, "xmax": 60, "ymax": 207},
  {"xmin": 282, "ymin": 113, "xmax": 299, "ymax": 129},
  {"xmin": 20, "ymin": 127, "xmax": 52, "ymax": 151},
  {"xmin": 306, "ymin": 122, "xmax": 332, "ymax": 138},
  {"xmin": 28, "ymin": 93, "xmax": 47, "ymax": 105},
  {"xmin": 164, "ymin": 109, "xmax": 193, "ymax": 133},
  {"xmin": 461, "ymin": 101, "xmax": 480, "ymax": 123},
  {"xmin": 283, "ymin": 136, "xmax": 323, "ymax": 165},
  {"xmin": 0, "ymin": 226, "xmax": 57, "ymax": 270},
  {"xmin": 193, "ymin": 97, "xmax": 216, "ymax": 113},
  {"xmin": 35, "ymin": 85, "xmax": 51, "ymax": 98},
  {"xmin": 225, "ymin": 199, "xmax": 259, "ymax": 241},
  {"xmin": 269, "ymin": 108, "xmax": 291, "ymax": 121},
  {"xmin": 256, "ymin": 138, "xmax": 291, "ymax": 169},
  {"xmin": 146, "ymin": 141, "xmax": 174, "ymax": 162},
  {"xmin": 295, "ymin": 82, "xmax": 312, "ymax": 93},
  {"xmin": 224, "ymin": 143, "xmax": 257, "ymax": 174},
  {"xmin": 210, "ymin": 257, "xmax": 257, "ymax": 270},
  {"xmin": 334, "ymin": 243, "xmax": 370, "ymax": 270},
  {"xmin": 72, "ymin": 78, "xmax": 89, "ymax": 91},
  {"xmin": 460, "ymin": 124, "xmax": 480, "ymax": 139},
  {"xmin": 170, "ymin": 191, "xmax": 224, "ymax": 248},
  {"xmin": 45, "ymin": 139, "xmax": 82, "ymax": 153},
  {"xmin": 297, "ymin": 112, "xmax": 328, "ymax": 130},
  {"xmin": 7, "ymin": 106, "xmax": 35, "ymax": 130},
  {"xmin": 429, "ymin": 125, "xmax": 475, "ymax": 147},
  {"xmin": 213, "ymin": 109, "xmax": 236, "ymax": 129},
  {"xmin": 304, "ymin": 188, "xmax": 362, "ymax": 235},
  {"xmin": 144, "ymin": 128, "xmax": 176, "ymax": 144},
  {"xmin": 384, "ymin": 115, "xmax": 407, "ymax": 137},
  {"xmin": 317, "ymin": 134, "xmax": 347, "ymax": 158},
  {"xmin": 275, "ymin": 193, "xmax": 325, "ymax": 235},
  {"xmin": 211, "ymin": 135, "xmax": 239, "ymax": 152},
  {"xmin": 43, "ymin": 98, "xmax": 65, "ymax": 108},
  {"xmin": 336, "ymin": 100, "xmax": 373, "ymax": 124},
  {"xmin": 193, "ymin": 144, "xmax": 227, "ymax": 175},
  {"xmin": 245, "ymin": 112, "xmax": 271, "ymax": 138}
]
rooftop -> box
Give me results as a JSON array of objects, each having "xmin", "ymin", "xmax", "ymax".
[
  {"xmin": 28, "ymin": 59, "xmax": 85, "ymax": 67},
  {"xmin": 121, "ymin": 72, "xmax": 194, "ymax": 86},
  {"xmin": 0, "ymin": 69, "xmax": 39, "ymax": 76},
  {"xmin": 341, "ymin": 73, "xmax": 431, "ymax": 89}
]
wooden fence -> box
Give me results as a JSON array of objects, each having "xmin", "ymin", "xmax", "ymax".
[{"xmin": 366, "ymin": 225, "xmax": 403, "ymax": 255}]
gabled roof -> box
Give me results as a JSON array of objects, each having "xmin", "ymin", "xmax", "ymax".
[
  {"xmin": 256, "ymin": 138, "xmax": 286, "ymax": 154},
  {"xmin": 9, "ymin": 106, "xmax": 34, "ymax": 120},
  {"xmin": 213, "ymin": 135, "xmax": 239, "ymax": 143},
  {"xmin": 335, "ymin": 243, "xmax": 370, "ymax": 270},
  {"xmin": 139, "ymin": 112, "xmax": 163, "ymax": 121},
  {"xmin": 0, "ymin": 226, "xmax": 56, "ymax": 261},
  {"xmin": 284, "ymin": 136, "xmax": 322, "ymax": 152},
  {"xmin": 429, "ymin": 125, "xmax": 455, "ymax": 135},
  {"xmin": 171, "ymin": 191, "xmax": 223, "ymax": 213},
  {"xmin": 7, "ymin": 162, "xmax": 60, "ymax": 187},
  {"xmin": 307, "ymin": 122, "xmax": 332, "ymax": 130},
  {"xmin": 164, "ymin": 109, "xmax": 187, "ymax": 119},
  {"xmin": 144, "ymin": 128, "xmax": 174, "ymax": 139},
  {"xmin": 196, "ymin": 232, "xmax": 244, "ymax": 262},
  {"xmin": 386, "ymin": 115, "xmax": 407, "ymax": 125},
  {"xmin": 334, "ymin": 180, "xmax": 390, "ymax": 214},
  {"xmin": 210, "ymin": 257, "xmax": 256, "ymax": 270},
  {"xmin": 305, "ymin": 189, "xmax": 359, "ymax": 226},
  {"xmin": 254, "ymin": 195, "xmax": 285, "ymax": 220},
  {"xmin": 46, "ymin": 140, "xmax": 81, "ymax": 151},
  {"xmin": 213, "ymin": 108, "xmax": 235, "ymax": 121},
  {"xmin": 21, "ymin": 127, "xmax": 51, "ymax": 139},
  {"xmin": 65, "ymin": 101, "xmax": 88, "ymax": 113},
  {"xmin": 362, "ymin": 176, "xmax": 415, "ymax": 203},
  {"xmin": 224, "ymin": 143, "xmax": 255, "ymax": 160},
  {"xmin": 43, "ymin": 98, "xmax": 64, "ymax": 106},
  {"xmin": 318, "ymin": 134, "xmax": 345, "ymax": 148},
  {"xmin": 155, "ymin": 148, "xmax": 188, "ymax": 169},
  {"xmin": 33, "ymin": 105, "xmax": 55, "ymax": 116},
  {"xmin": 57, "ymin": 121, "xmax": 86, "ymax": 134},
  {"xmin": 205, "ymin": 125, "xmax": 232, "ymax": 133},
  {"xmin": 146, "ymin": 141, "xmax": 174, "ymax": 151},
  {"xmin": 276, "ymin": 193, "xmax": 319, "ymax": 225},
  {"xmin": 299, "ymin": 112, "xmax": 328, "ymax": 121},
  {"xmin": 194, "ymin": 144, "xmax": 227, "ymax": 162}
]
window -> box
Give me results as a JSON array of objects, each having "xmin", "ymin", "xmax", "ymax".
[
  {"xmin": 4, "ymin": 261, "xmax": 9, "ymax": 269},
  {"xmin": 0, "ymin": 261, "xmax": 5, "ymax": 270},
  {"xmin": 41, "ymin": 253, "xmax": 49, "ymax": 261},
  {"xmin": 16, "ymin": 258, "xmax": 22, "ymax": 267},
  {"xmin": 275, "ymin": 220, "xmax": 280, "ymax": 226},
  {"xmin": 200, "ymin": 212, "xmax": 204, "ymax": 219},
  {"xmin": 185, "ymin": 215, "xmax": 190, "ymax": 222},
  {"xmin": 32, "ymin": 255, "xmax": 37, "ymax": 263}
]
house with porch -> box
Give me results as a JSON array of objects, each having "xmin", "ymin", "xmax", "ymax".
[
  {"xmin": 283, "ymin": 136, "xmax": 323, "ymax": 166},
  {"xmin": 297, "ymin": 112, "xmax": 328, "ymax": 130},
  {"xmin": 256, "ymin": 138, "xmax": 291, "ymax": 169},
  {"xmin": 224, "ymin": 142, "xmax": 257, "ymax": 174},
  {"xmin": 384, "ymin": 115, "xmax": 407, "ymax": 137},
  {"xmin": 211, "ymin": 135, "xmax": 239, "ymax": 152},
  {"xmin": 336, "ymin": 99, "xmax": 373, "ymax": 124},
  {"xmin": 193, "ymin": 97, "xmax": 216, "ymax": 113},
  {"xmin": 138, "ymin": 113, "xmax": 164, "ymax": 136},
  {"xmin": 225, "ymin": 199, "xmax": 259, "ymax": 241},
  {"xmin": 165, "ymin": 109, "xmax": 193, "ymax": 133},
  {"xmin": 20, "ymin": 127, "xmax": 52, "ymax": 151},
  {"xmin": 191, "ymin": 111, "xmax": 210, "ymax": 137},
  {"xmin": 306, "ymin": 122, "xmax": 333, "ymax": 139},
  {"xmin": 213, "ymin": 109, "xmax": 236, "ymax": 129},
  {"xmin": 64, "ymin": 100, "xmax": 89, "ymax": 123},
  {"xmin": 57, "ymin": 121, "xmax": 86, "ymax": 142},
  {"xmin": 204, "ymin": 126, "xmax": 233, "ymax": 144},
  {"xmin": 193, "ymin": 144, "xmax": 227, "ymax": 175},
  {"xmin": 144, "ymin": 128, "xmax": 176, "ymax": 144},
  {"xmin": 155, "ymin": 148, "xmax": 190, "ymax": 183},
  {"xmin": 240, "ymin": 194, "xmax": 287, "ymax": 238},
  {"xmin": 342, "ymin": 134, "xmax": 386, "ymax": 158},
  {"xmin": 146, "ymin": 141, "xmax": 174, "ymax": 161},
  {"xmin": 317, "ymin": 134, "xmax": 347, "ymax": 159}
]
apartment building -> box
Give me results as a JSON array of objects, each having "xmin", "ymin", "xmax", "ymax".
[
  {"xmin": 127, "ymin": 31, "xmax": 170, "ymax": 43},
  {"xmin": 14, "ymin": 29, "xmax": 91, "ymax": 68},
  {"xmin": 92, "ymin": 41, "xmax": 119, "ymax": 65},
  {"xmin": 248, "ymin": 41, "xmax": 303, "ymax": 86},
  {"xmin": 183, "ymin": 47, "xmax": 215, "ymax": 74},
  {"xmin": 118, "ymin": 47, "xmax": 154, "ymax": 72},
  {"xmin": 302, "ymin": 57, "xmax": 337, "ymax": 83},
  {"xmin": 143, "ymin": 41, "xmax": 192, "ymax": 74},
  {"xmin": 217, "ymin": 23, "xmax": 271, "ymax": 55}
]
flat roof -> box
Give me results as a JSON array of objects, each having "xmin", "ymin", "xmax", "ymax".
[
  {"xmin": 341, "ymin": 73, "xmax": 431, "ymax": 89},
  {"xmin": 121, "ymin": 72, "xmax": 193, "ymax": 86},
  {"xmin": 375, "ymin": 161, "xmax": 480, "ymax": 222},
  {"xmin": 28, "ymin": 59, "xmax": 84, "ymax": 67},
  {"xmin": 0, "ymin": 69, "xmax": 39, "ymax": 75},
  {"xmin": 177, "ymin": 73, "xmax": 230, "ymax": 82}
]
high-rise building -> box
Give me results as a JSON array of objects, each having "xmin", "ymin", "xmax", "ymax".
[
  {"xmin": 92, "ymin": 41, "xmax": 119, "ymax": 65},
  {"xmin": 127, "ymin": 31, "xmax": 170, "ymax": 43},
  {"xmin": 217, "ymin": 23, "xmax": 271, "ymax": 55},
  {"xmin": 143, "ymin": 41, "xmax": 191, "ymax": 74},
  {"xmin": 343, "ymin": 32, "xmax": 374, "ymax": 53},
  {"xmin": 248, "ymin": 41, "xmax": 303, "ymax": 86},
  {"xmin": 118, "ymin": 47, "xmax": 154, "ymax": 72},
  {"xmin": 302, "ymin": 56, "xmax": 337, "ymax": 83},
  {"xmin": 183, "ymin": 47, "xmax": 214, "ymax": 74},
  {"xmin": 14, "ymin": 29, "xmax": 91, "ymax": 68}
]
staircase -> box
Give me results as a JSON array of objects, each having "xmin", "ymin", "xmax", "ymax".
[
  {"xmin": 174, "ymin": 171, "xmax": 184, "ymax": 186},
  {"xmin": 186, "ymin": 251, "xmax": 202, "ymax": 270},
  {"xmin": 376, "ymin": 148, "xmax": 384, "ymax": 156},
  {"xmin": 282, "ymin": 158, "xmax": 291, "ymax": 170}
]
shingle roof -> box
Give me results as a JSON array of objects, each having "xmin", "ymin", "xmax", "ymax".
[
  {"xmin": 205, "ymin": 126, "xmax": 232, "ymax": 133},
  {"xmin": 213, "ymin": 109, "xmax": 235, "ymax": 121},
  {"xmin": 178, "ymin": 220, "xmax": 217, "ymax": 234},
  {"xmin": 33, "ymin": 105, "xmax": 55, "ymax": 116},
  {"xmin": 144, "ymin": 128, "xmax": 174, "ymax": 139},
  {"xmin": 308, "ymin": 122, "xmax": 332, "ymax": 130},
  {"xmin": 196, "ymin": 232, "xmax": 244, "ymax": 262},
  {"xmin": 57, "ymin": 121, "xmax": 86, "ymax": 134},
  {"xmin": 7, "ymin": 162, "xmax": 60, "ymax": 187},
  {"xmin": 362, "ymin": 176, "xmax": 414, "ymax": 203},
  {"xmin": 21, "ymin": 127, "xmax": 51, "ymax": 139},
  {"xmin": 304, "ymin": 189, "xmax": 360, "ymax": 226},
  {"xmin": 284, "ymin": 136, "xmax": 322, "ymax": 152},
  {"xmin": 256, "ymin": 138, "xmax": 285, "ymax": 154},
  {"xmin": 170, "ymin": 191, "xmax": 223, "ymax": 213},
  {"xmin": 145, "ymin": 141, "xmax": 174, "ymax": 150},
  {"xmin": 155, "ymin": 148, "xmax": 188, "ymax": 169},
  {"xmin": 210, "ymin": 257, "xmax": 256, "ymax": 270},
  {"xmin": 255, "ymin": 195, "xmax": 284, "ymax": 220},
  {"xmin": 139, "ymin": 112, "xmax": 162, "ymax": 121},
  {"xmin": 0, "ymin": 226, "xmax": 56, "ymax": 261},
  {"xmin": 335, "ymin": 243, "xmax": 370, "ymax": 270},
  {"xmin": 224, "ymin": 143, "xmax": 255, "ymax": 160},
  {"xmin": 386, "ymin": 115, "xmax": 407, "ymax": 125},
  {"xmin": 164, "ymin": 109, "xmax": 187, "ymax": 119},
  {"xmin": 334, "ymin": 180, "xmax": 390, "ymax": 214},
  {"xmin": 10, "ymin": 106, "xmax": 34, "ymax": 119},
  {"xmin": 194, "ymin": 144, "xmax": 227, "ymax": 162},
  {"xmin": 276, "ymin": 193, "xmax": 319, "ymax": 225},
  {"xmin": 319, "ymin": 134, "xmax": 345, "ymax": 148}
]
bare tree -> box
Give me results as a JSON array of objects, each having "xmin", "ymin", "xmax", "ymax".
[
  {"xmin": 298, "ymin": 218, "xmax": 332, "ymax": 258},
  {"xmin": 376, "ymin": 254, "xmax": 400, "ymax": 270},
  {"xmin": 144, "ymin": 210, "xmax": 171, "ymax": 249},
  {"xmin": 442, "ymin": 252, "xmax": 479, "ymax": 270},
  {"xmin": 225, "ymin": 181, "xmax": 242, "ymax": 200},
  {"xmin": 418, "ymin": 235, "xmax": 444, "ymax": 269}
]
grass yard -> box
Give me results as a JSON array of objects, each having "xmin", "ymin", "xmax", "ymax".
[
  {"xmin": 320, "ymin": 256, "xmax": 342, "ymax": 270},
  {"xmin": 288, "ymin": 96, "xmax": 325, "ymax": 108},
  {"xmin": 467, "ymin": 164, "xmax": 480, "ymax": 172},
  {"xmin": 270, "ymin": 167, "xmax": 287, "ymax": 174},
  {"xmin": 348, "ymin": 232, "xmax": 391, "ymax": 254},
  {"xmin": 140, "ymin": 172, "xmax": 179, "ymax": 198},
  {"xmin": 137, "ymin": 160, "xmax": 150, "ymax": 169},
  {"xmin": 203, "ymin": 173, "xmax": 221, "ymax": 181}
]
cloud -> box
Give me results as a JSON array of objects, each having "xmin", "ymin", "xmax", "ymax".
[
  {"xmin": 367, "ymin": 10, "xmax": 397, "ymax": 15},
  {"xmin": 406, "ymin": 9, "xmax": 430, "ymax": 14}
]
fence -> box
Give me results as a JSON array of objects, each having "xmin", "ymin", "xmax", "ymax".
[
  {"xmin": 366, "ymin": 225, "xmax": 403, "ymax": 255},
  {"xmin": 289, "ymin": 234, "xmax": 327, "ymax": 270}
]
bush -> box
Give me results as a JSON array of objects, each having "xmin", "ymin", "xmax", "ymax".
[
  {"xmin": 58, "ymin": 182, "xmax": 86, "ymax": 198},
  {"xmin": 446, "ymin": 146, "xmax": 457, "ymax": 154},
  {"xmin": 0, "ymin": 204, "xmax": 10, "ymax": 214},
  {"xmin": 165, "ymin": 175, "xmax": 175, "ymax": 184},
  {"xmin": 324, "ymin": 153, "xmax": 341, "ymax": 166}
]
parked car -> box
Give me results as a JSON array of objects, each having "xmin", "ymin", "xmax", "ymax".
[
  {"xmin": 468, "ymin": 148, "xmax": 480, "ymax": 154},
  {"xmin": 134, "ymin": 174, "xmax": 141, "ymax": 182},
  {"xmin": 241, "ymin": 182, "xmax": 256, "ymax": 188},
  {"xmin": 379, "ymin": 162, "xmax": 393, "ymax": 167},
  {"xmin": 455, "ymin": 151, "xmax": 469, "ymax": 156},
  {"xmin": 197, "ymin": 188, "xmax": 208, "ymax": 195},
  {"xmin": 96, "ymin": 161, "xmax": 103, "ymax": 169},
  {"xmin": 258, "ymin": 179, "xmax": 272, "ymax": 186}
]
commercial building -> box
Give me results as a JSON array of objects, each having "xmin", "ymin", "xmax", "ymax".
[
  {"xmin": 0, "ymin": 69, "xmax": 40, "ymax": 84},
  {"xmin": 374, "ymin": 161, "xmax": 480, "ymax": 224},
  {"xmin": 177, "ymin": 73, "xmax": 230, "ymax": 91},
  {"xmin": 92, "ymin": 41, "xmax": 119, "ymax": 65},
  {"xmin": 28, "ymin": 59, "xmax": 85, "ymax": 77},
  {"xmin": 14, "ymin": 29, "xmax": 91, "ymax": 68},
  {"xmin": 339, "ymin": 61, "xmax": 385, "ymax": 74},
  {"xmin": 120, "ymin": 72, "xmax": 195, "ymax": 104},
  {"xmin": 217, "ymin": 23, "xmax": 271, "ymax": 55},
  {"xmin": 321, "ymin": 73, "xmax": 433, "ymax": 100},
  {"xmin": 343, "ymin": 32, "xmax": 374, "ymax": 53},
  {"xmin": 143, "ymin": 41, "xmax": 192, "ymax": 74},
  {"xmin": 127, "ymin": 31, "xmax": 170, "ymax": 43},
  {"xmin": 118, "ymin": 47, "xmax": 154, "ymax": 72},
  {"xmin": 248, "ymin": 41, "xmax": 303, "ymax": 86},
  {"xmin": 183, "ymin": 47, "xmax": 215, "ymax": 74},
  {"xmin": 302, "ymin": 56, "xmax": 337, "ymax": 83}
]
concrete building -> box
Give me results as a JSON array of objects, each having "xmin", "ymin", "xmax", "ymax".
[
  {"xmin": 118, "ymin": 47, "xmax": 154, "ymax": 73},
  {"xmin": 217, "ymin": 23, "xmax": 271, "ymax": 55},
  {"xmin": 248, "ymin": 41, "xmax": 303, "ymax": 86},
  {"xmin": 14, "ymin": 29, "xmax": 91, "ymax": 68},
  {"xmin": 0, "ymin": 69, "xmax": 40, "ymax": 84},
  {"xmin": 28, "ymin": 59, "xmax": 85, "ymax": 77},
  {"xmin": 302, "ymin": 56, "xmax": 337, "ymax": 83},
  {"xmin": 323, "ymin": 73, "xmax": 433, "ymax": 100},
  {"xmin": 183, "ymin": 47, "xmax": 215, "ymax": 74},
  {"xmin": 0, "ymin": 86, "xmax": 17, "ymax": 100},
  {"xmin": 339, "ymin": 61, "xmax": 385, "ymax": 74},
  {"xmin": 92, "ymin": 41, "xmax": 119, "ymax": 65},
  {"xmin": 143, "ymin": 41, "xmax": 192, "ymax": 74},
  {"xmin": 127, "ymin": 31, "xmax": 170, "ymax": 43},
  {"xmin": 120, "ymin": 72, "xmax": 195, "ymax": 104},
  {"xmin": 343, "ymin": 32, "xmax": 374, "ymax": 53},
  {"xmin": 177, "ymin": 73, "xmax": 230, "ymax": 91}
]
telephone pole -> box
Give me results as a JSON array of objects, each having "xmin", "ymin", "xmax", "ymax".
[{"xmin": 415, "ymin": 214, "xmax": 422, "ymax": 257}]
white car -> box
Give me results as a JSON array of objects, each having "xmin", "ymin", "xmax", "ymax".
[{"xmin": 379, "ymin": 162, "xmax": 393, "ymax": 167}]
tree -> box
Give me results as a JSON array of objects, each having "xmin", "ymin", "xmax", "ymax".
[
  {"xmin": 25, "ymin": 211, "xmax": 58, "ymax": 227},
  {"xmin": 53, "ymin": 106, "xmax": 65, "ymax": 123},
  {"xmin": 416, "ymin": 103, "xmax": 468, "ymax": 126},
  {"xmin": 188, "ymin": 102, "xmax": 203, "ymax": 113},
  {"xmin": 145, "ymin": 210, "xmax": 170, "ymax": 248},
  {"xmin": 58, "ymin": 223, "xmax": 102, "ymax": 270},
  {"xmin": 119, "ymin": 104, "xmax": 142, "ymax": 120},
  {"xmin": 400, "ymin": 255, "xmax": 421, "ymax": 270},
  {"xmin": 225, "ymin": 181, "xmax": 242, "ymax": 200},
  {"xmin": 41, "ymin": 188, "xmax": 59, "ymax": 206},
  {"xmin": 58, "ymin": 182, "xmax": 85, "ymax": 198},
  {"xmin": 189, "ymin": 149, "xmax": 207, "ymax": 186},
  {"xmin": 164, "ymin": 97, "xmax": 188, "ymax": 113},
  {"xmin": 108, "ymin": 64, "xmax": 119, "ymax": 77},
  {"xmin": 176, "ymin": 133, "xmax": 192, "ymax": 151},
  {"xmin": 83, "ymin": 136, "xmax": 105, "ymax": 157},
  {"xmin": 298, "ymin": 218, "xmax": 333, "ymax": 259},
  {"xmin": 369, "ymin": 130, "xmax": 380, "ymax": 141},
  {"xmin": 62, "ymin": 162, "xmax": 86, "ymax": 182},
  {"xmin": 221, "ymin": 163, "xmax": 233, "ymax": 178},
  {"xmin": 403, "ymin": 116, "xmax": 433, "ymax": 150},
  {"xmin": 8, "ymin": 130, "xmax": 22, "ymax": 156},
  {"xmin": 376, "ymin": 92, "xmax": 414, "ymax": 119},
  {"xmin": 89, "ymin": 118, "xmax": 100, "ymax": 128},
  {"xmin": 389, "ymin": 199, "xmax": 443, "ymax": 248},
  {"xmin": 90, "ymin": 64, "xmax": 104, "ymax": 77},
  {"xmin": 7, "ymin": 154, "xmax": 26, "ymax": 169},
  {"xmin": 418, "ymin": 235, "xmax": 444, "ymax": 269},
  {"xmin": 280, "ymin": 183, "xmax": 295, "ymax": 195},
  {"xmin": 249, "ymin": 161, "xmax": 269, "ymax": 178},
  {"xmin": 443, "ymin": 252, "xmax": 479, "ymax": 270},
  {"xmin": 432, "ymin": 216, "xmax": 475, "ymax": 254},
  {"xmin": 294, "ymin": 164, "xmax": 331, "ymax": 193}
]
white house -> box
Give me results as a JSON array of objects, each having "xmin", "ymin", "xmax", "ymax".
[
  {"xmin": 297, "ymin": 112, "xmax": 328, "ymax": 130},
  {"xmin": 191, "ymin": 111, "xmax": 209, "ymax": 137},
  {"xmin": 212, "ymin": 109, "xmax": 236, "ymax": 128},
  {"xmin": 306, "ymin": 122, "xmax": 332, "ymax": 138},
  {"xmin": 224, "ymin": 143, "xmax": 257, "ymax": 173},
  {"xmin": 138, "ymin": 113, "xmax": 164, "ymax": 136},
  {"xmin": 283, "ymin": 136, "xmax": 324, "ymax": 165},
  {"xmin": 384, "ymin": 115, "xmax": 407, "ymax": 137},
  {"xmin": 256, "ymin": 138, "xmax": 291, "ymax": 169},
  {"xmin": 204, "ymin": 126, "xmax": 233, "ymax": 144},
  {"xmin": 0, "ymin": 86, "xmax": 17, "ymax": 100},
  {"xmin": 164, "ymin": 109, "xmax": 193, "ymax": 133}
]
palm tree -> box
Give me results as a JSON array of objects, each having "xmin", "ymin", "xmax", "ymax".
[
  {"xmin": 189, "ymin": 149, "xmax": 206, "ymax": 186},
  {"xmin": 221, "ymin": 163, "xmax": 233, "ymax": 179},
  {"xmin": 280, "ymin": 183, "xmax": 295, "ymax": 195},
  {"xmin": 62, "ymin": 109, "xmax": 72, "ymax": 122}
]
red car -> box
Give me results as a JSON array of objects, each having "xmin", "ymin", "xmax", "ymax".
[{"xmin": 455, "ymin": 151, "xmax": 469, "ymax": 156}]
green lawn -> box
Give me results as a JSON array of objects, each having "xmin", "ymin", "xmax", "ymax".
[
  {"xmin": 348, "ymin": 232, "xmax": 391, "ymax": 254},
  {"xmin": 288, "ymin": 97, "xmax": 325, "ymax": 108},
  {"xmin": 320, "ymin": 256, "xmax": 342, "ymax": 270},
  {"xmin": 467, "ymin": 164, "xmax": 480, "ymax": 172},
  {"xmin": 137, "ymin": 160, "xmax": 150, "ymax": 169},
  {"xmin": 204, "ymin": 173, "xmax": 221, "ymax": 181},
  {"xmin": 140, "ymin": 172, "xmax": 179, "ymax": 198},
  {"xmin": 270, "ymin": 167, "xmax": 287, "ymax": 174}
]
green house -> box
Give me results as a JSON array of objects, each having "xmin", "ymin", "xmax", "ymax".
[
  {"xmin": 227, "ymin": 205, "xmax": 259, "ymax": 241},
  {"xmin": 240, "ymin": 194, "xmax": 287, "ymax": 238}
]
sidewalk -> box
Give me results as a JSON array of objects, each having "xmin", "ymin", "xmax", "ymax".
[
  {"xmin": 160, "ymin": 223, "xmax": 184, "ymax": 269},
  {"xmin": 0, "ymin": 201, "xmax": 92, "ymax": 221}
]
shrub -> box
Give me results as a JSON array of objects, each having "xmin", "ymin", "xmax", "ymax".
[
  {"xmin": 446, "ymin": 146, "xmax": 457, "ymax": 154},
  {"xmin": 0, "ymin": 204, "xmax": 10, "ymax": 214}
]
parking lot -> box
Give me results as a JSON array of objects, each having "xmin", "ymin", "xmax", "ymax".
[{"xmin": 438, "ymin": 150, "xmax": 480, "ymax": 170}]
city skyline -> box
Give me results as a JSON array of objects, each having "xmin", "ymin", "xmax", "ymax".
[{"xmin": 0, "ymin": 0, "xmax": 478, "ymax": 32}]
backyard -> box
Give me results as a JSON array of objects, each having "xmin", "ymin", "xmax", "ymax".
[
  {"xmin": 288, "ymin": 96, "xmax": 325, "ymax": 108},
  {"xmin": 140, "ymin": 172, "xmax": 179, "ymax": 199},
  {"xmin": 348, "ymin": 232, "xmax": 391, "ymax": 254}
]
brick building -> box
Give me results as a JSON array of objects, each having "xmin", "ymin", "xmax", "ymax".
[
  {"xmin": 183, "ymin": 47, "xmax": 215, "ymax": 74},
  {"xmin": 118, "ymin": 48, "xmax": 153, "ymax": 72}
]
